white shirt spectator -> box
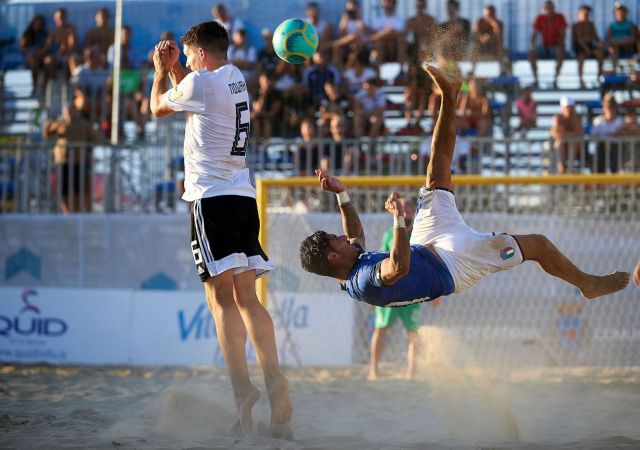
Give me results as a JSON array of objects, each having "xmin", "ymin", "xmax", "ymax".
[
  {"xmin": 370, "ymin": 14, "xmax": 405, "ymax": 32},
  {"xmin": 343, "ymin": 67, "xmax": 377, "ymax": 94},
  {"xmin": 355, "ymin": 88, "xmax": 386, "ymax": 112},
  {"xmin": 591, "ymin": 115, "xmax": 625, "ymax": 137},
  {"xmin": 228, "ymin": 44, "xmax": 257, "ymax": 81},
  {"xmin": 217, "ymin": 17, "xmax": 245, "ymax": 35}
]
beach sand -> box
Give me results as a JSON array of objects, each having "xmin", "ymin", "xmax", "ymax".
[{"xmin": 1, "ymin": 328, "xmax": 639, "ymax": 449}]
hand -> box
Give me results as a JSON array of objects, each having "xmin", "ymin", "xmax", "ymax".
[
  {"xmin": 634, "ymin": 260, "xmax": 640, "ymax": 287},
  {"xmin": 153, "ymin": 40, "xmax": 177, "ymax": 73},
  {"xmin": 384, "ymin": 192, "xmax": 405, "ymax": 217},
  {"xmin": 316, "ymin": 169, "xmax": 345, "ymax": 193}
]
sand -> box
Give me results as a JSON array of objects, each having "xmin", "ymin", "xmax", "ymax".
[{"xmin": 1, "ymin": 328, "xmax": 639, "ymax": 450}]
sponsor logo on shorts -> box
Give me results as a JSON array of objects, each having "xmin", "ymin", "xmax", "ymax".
[{"xmin": 499, "ymin": 247, "xmax": 515, "ymax": 260}]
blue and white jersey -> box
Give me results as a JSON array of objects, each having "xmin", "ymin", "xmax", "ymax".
[{"xmin": 342, "ymin": 245, "xmax": 455, "ymax": 307}]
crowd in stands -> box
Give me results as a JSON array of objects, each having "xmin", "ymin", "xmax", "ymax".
[{"xmin": 13, "ymin": 0, "xmax": 640, "ymax": 194}]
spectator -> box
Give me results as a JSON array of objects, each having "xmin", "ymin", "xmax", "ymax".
[
  {"xmin": 43, "ymin": 8, "xmax": 77, "ymax": 86},
  {"xmin": 514, "ymin": 85, "xmax": 537, "ymax": 135},
  {"xmin": 43, "ymin": 88, "xmax": 97, "ymax": 214},
  {"xmin": 353, "ymin": 77, "xmax": 386, "ymax": 138},
  {"xmin": 528, "ymin": 1, "xmax": 567, "ymax": 88},
  {"xmin": 71, "ymin": 47, "xmax": 110, "ymax": 102},
  {"xmin": 211, "ymin": 3, "xmax": 244, "ymax": 35},
  {"xmin": 439, "ymin": 0, "xmax": 471, "ymax": 62},
  {"xmin": 302, "ymin": 51, "xmax": 341, "ymax": 106},
  {"xmin": 342, "ymin": 48, "xmax": 377, "ymax": 94},
  {"xmin": 107, "ymin": 25, "xmax": 134, "ymax": 69},
  {"xmin": 406, "ymin": 0, "xmax": 437, "ymax": 63},
  {"xmin": 605, "ymin": 3, "xmax": 638, "ymax": 73},
  {"xmin": 550, "ymin": 96, "xmax": 584, "ymax": 173},
  {"xmin": 458, "ymin": 78, "xmax": 492, "ymax": 137},
  {"xmin": 572, "ymin": 5, "xmax": 604, "ymax": 88},
  {"xmin": 368, "ymin": 0, "xmax": 406, "ymax": 67},
  {"xmin": 333, "ymin": 0, "xmax": 368, "ymax": 68},
  {"xmin": 319, "ymin": 79, "xmax": 351, "ymax": 137},
  {"xmin": 19, "ymin": 15, "xmax": 48, "ymax": 96},
  {"xmin": 251, "ymin": 72, "xmax": 282, "ymax": 143},
  {"xmin": 295, "ymin": 117, "xmax": 321, "ymax": 175},
  {"xmin": 591, "ymin": 94, "xmax": 626, "ymax": 173},
  {"xmin": 321, "ymin": 114, "xmax": 354, "ymax": 174},
  {"xmin": 274, "ymin": 60, "xmax": 310, "ymax": 137},
  {"xmin": 369, "ymin": 197, "xmax": 420, "ymax": 381},
  {"xmin": 471, "ymin": 5, "xmax": 507, "ymax": 75},
  {"xmin": 84, "ymin": 8, "xmax": 114, "ymax": 62},
  {"xmin": 257, "ymin": 28, "xmax": 279, "ymax": 76},
  {"xmin": 305, "ymin": 2, "xmax": 333, "ymax": 55},
  {"xmin": 228, "ymin": 29, "xmax": 257, "ymax": 89},
  {"xmin": 400, "ymin": 60, "xmax": 430, "ymax": 135}
]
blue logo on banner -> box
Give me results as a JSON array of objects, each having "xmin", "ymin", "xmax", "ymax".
[
  {"xmin": 0, "ymin": 288, "xmax": 68, "ymax": 338},
  {"xmin": 5, "ymin": 248, "xmax": 41, "ymax": 280},
  {"xmin": 141, "ymin": 272, "xmax": 177, "ymax": 290}
]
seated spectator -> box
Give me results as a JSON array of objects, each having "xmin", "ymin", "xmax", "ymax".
[
  {"xmin": 107, "ymin": 25, "xmax": 135, "ymax": 69},
  {"xmin": 43, "ymin": 8, "xmax": 77, "ymax": 87},
  {"xmin": 591, "ymin": 94, "xmax": 626, "ymax": 173},
  {"xmin": 43, "ymin": 87, "xmax": 97, "ymax": 214},
  {"xmin": 322, "ymin": 114, "xmax": 355, "ymax": 174},
  {"xmin": 319, "ymin": 79, "xmax": 351, "ymax": 137},
  {"xmin": 514, "ymin": 85, "xmax": 537, "ymax": 135},
  {"xmin": 19, "ymin": 15, "xmax": 48, "ymax": 96},
  {"xmin": 212, "ymin": 3, "xmax": 244, "ymax": 35},
  {"xmin": 257, "ymin": 28, "xmax": 279, "ymax": 76},
  {"xmin": 439, "ymin": 0, "xmax": 471, "ymax": 62},
  {"xmin": 550, "ymin": 96, "xmax": 584, "ymax": 173},
  {"xmin": 71, "ymin": 47, "xmax": 110, "ymax": 104},
  {"xmin": 342, "ymin": 48, "xmax": 377, "ymax": 94},
  {"xmin": 459, "ymin": 78, "xmax": 492, "ymax": 137},
  {"xmin": 228, "ymin": 29, "xmax": 257, "ymax": 90},
  {"xmin": 353, "ymin": 77, "xmax": 386, "ymax": 138},
  {"xmin": 406, "ymin": 0, "xmax": 437, "ymax": 63},
  {"xmin": 367, "ymin": 0, "xmax": 406, "ymax": 67},
  {"xmin": 528, "ymin": 1, "xmax": 567, "ymax": 88},
  {"xmin": 572, "ymin": 5, "xmax": 604, "ymax": 88},
  {"xmin": 295, "ymin": 117, "xmax": 321, "ymax": 175},
  {"xmin": 605, "ymin": 3, "xmax": 638, "ymax": 73},
  {"xmin": 400, "ymin": 60, "xmax": 431, "ymax": 135},
  {"xmin": 305, "ymin": 2, "xmax": 333, "ymax": 56},
  {"xmin": 471, "ymin": 5, "xmax": 507, "ymax": 75},
  {"xmin": 251, "ymin": 72, "xmax": 282, "ymax": 143},
  {"xmin": 274, "ymin": 60, "xmax": 311, "ymax": 137},
  {"xmin": 302, "ymin": 51, "xmax": 341, "ymax": 106},
  {"xmin": 84, "ymin": 8, "xmax": 114, "ymax": 63},
  {"xmin": 333, "ymin": 0, "xmax": 368, "ymax": 68}
]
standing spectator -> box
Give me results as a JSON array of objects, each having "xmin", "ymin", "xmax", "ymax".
[
  {"xmin": 71, "ymin": 47, "xmax": 110, "ymax": 101},
  {"xmin": 550, "ymin": 96, "xmax": 584, "ymax": 173},
  {"xmin": 353, "ymin": 77, "xmax": 386, "ymax": 138},
  {"xmin": 305, "ymin": 2, "xmax": 333, "ymax": 56},
  {"xmin": 528, "ymin": 1, "xmax": 567, "ymax": 88},
  {"xmin": 368, "ymin": 0, "xmax": 406, "ymax": 67},
  {"xmin": 228, "ymin": 29, "xmax": 258, "ymax": 90},
  {"xmin": 572, "ymin": 5, "xmax": 604, "ymax": 88},
  {"xmin": 458, "ymin": 78, "xmax": 492, "ymax": 137},
  {"xmin": 251, "ymin": 72, "xmax": 282, "ymax": 143},
  {"xmin": 369, "ymin": 197, "xmax": 420, "ymax": 381},
  {"xmin": 107, "ymin": 25, "xmax": 135, "ymax": 69},
  {"xmin": 302, "ymin": 51, "xmax": 341, "ymax": 106},
  {"xmin": 439, "ymin": 0, "xmax": 471, "ymax": 62},
  {"xmin": 333, "ymin": 0, "xmax": 368, "ymax": 68},
  {"xmin": 43, "ymin": 88, "xmax": 97, "ymax": 214},
  {"xmin": 84, "ymin": 8, "xmax": 114, "ymax": 62},
  {"xmin": 295, "ymin": 117, "xmax": 321, "ymax": 175},
  {"xmin": 406, "ymin": 0, "xmax": 437, "ymax": 63},
  {"xmin": 257, "ymin": 28, "xmax": 279, "ymax": 76},
  {"xmin": 400, "ymin": 61, "xmax": 430, "ymax": 135},
  {"xmin": 342, "ymin": 48, "xmax": 377, "ymax": 95},
  {"xmin": 605, "ymin": 3, "xmax": 638, "ymax": 73},
  {"xmin": 322, "ymin": 115, "xmax": 354, "ymax": 174},
  {"xmin": 19, "ymin": 15, "xmax": 48, "ymax": 96},
  {"xmin": 591, "ymin": 94, "xmax": 626, "ymax": 173},
  {"xmin": 514, "ymin": 85, "xmax": 537, "ymax": 135},
  {"xmin": 211, "ymin": 3, "xmax": 244, "ymax": 35},
  {"xmin": 42, "ymin": 8, "xmax": 77, "ymax": 86},
  {"xmin": 471, "ymin": 5, "xmax": 507, "ymax": 75}
]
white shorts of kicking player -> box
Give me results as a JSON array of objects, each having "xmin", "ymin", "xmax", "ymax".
[{"xmin": 409, "ymin": 187, "xmax": 524, "ymax": 294}]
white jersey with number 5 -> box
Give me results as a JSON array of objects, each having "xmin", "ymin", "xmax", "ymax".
[{"xmin": 165, "ymin": 65, "xmax": 253, "ymax": 201}]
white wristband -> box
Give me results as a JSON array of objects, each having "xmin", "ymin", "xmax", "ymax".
[
  {"xmin": 336, "ymin": 191, "xmax": 350, "ymax": 205},
  {"xmin": 394, "ymin": 216, "xmax": 406, "ymax": 228}
]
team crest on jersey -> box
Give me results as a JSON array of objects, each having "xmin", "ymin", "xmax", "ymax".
[
  {"xmin": 169, "ymin": 87, "xmax": 184, "ymax": 101},
  {"xmin": 499, "ymin": 247, "xmax": 515, "ymax": 260}
]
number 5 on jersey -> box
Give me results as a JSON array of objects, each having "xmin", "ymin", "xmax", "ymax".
[{"xmin": 231, "ymin": 101, "xmax": 250, "ymax": 156}]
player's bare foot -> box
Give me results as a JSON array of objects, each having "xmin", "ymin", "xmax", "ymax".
[
  {"xmin": 234, "ymin": 383, "xmax": 261, "ymax": 435},
  {"xmin": 580, "ymin": 272, "xmax": 630, "ymax": 299},
  {"xmin": 267, "ymin": 375, "xmax": 293, "ymax": 440},
  {"xmin": 367, "ymin": 370, "xmax": 379, "ymax": 381},
  {"xmin": 423, "ymin": 64, "xmax": 462, "ymax": 99}
]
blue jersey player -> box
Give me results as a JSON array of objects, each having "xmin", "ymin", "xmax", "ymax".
[{"xmin": 299, "ymin": 65, "xmax": 630, "ymax": 306}]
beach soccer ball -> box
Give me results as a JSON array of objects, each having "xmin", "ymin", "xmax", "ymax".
[{"xmin": 272, "ymin": 18, "xmax": 318, "ymax": 64}]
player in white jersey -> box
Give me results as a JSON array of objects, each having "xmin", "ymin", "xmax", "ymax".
[{"xmin": 149, "ymin": 21, "xmax": 292, "ymax": 439}]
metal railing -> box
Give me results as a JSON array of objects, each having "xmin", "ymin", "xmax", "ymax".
[{"xmin": 1, "ymin": 135, "xmax": 639, "ymax": 214}]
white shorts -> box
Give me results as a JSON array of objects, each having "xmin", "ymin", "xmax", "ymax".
[{"xmin": 409, "ymin": 187, "xmax": 524, "ymax": 293}]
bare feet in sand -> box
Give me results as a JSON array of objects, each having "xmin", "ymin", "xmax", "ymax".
[
  {"xmin": 267, "ymin": 376, "xmax": 293, "ymax": 440},
  {"xmin": 580, "ymin": 271, "xmax": 630, "ymax": 299},
  {"xmin": 423, "ymin": 64, "xmax": 462, "ymax": 99},
  {"xmin": 367, "ymin": 370, "xmax": 379, "ymax": 381},
  {"xmin": 232, "ymin": 383, "xmax": 261, "ymax": 435}
]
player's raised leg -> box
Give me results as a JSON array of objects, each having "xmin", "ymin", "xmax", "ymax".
[
  {"xmin": 422, "ymin": 64, "xmax": 462, "ymax": 191},
  {"xmin": 232, "ymin": 270, "xmax": 293, "ymax": 440},
  {"xmin": 204, "ymin": 273, "xmax": 261, "ymax": 435},
  {"xmin": 514, "ymin": 234, "xmax": 630, "ymax": 299}
]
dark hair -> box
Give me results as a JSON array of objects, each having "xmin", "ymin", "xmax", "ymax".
[
  {"xmin": 447, "ymin": 0, "xmax": 459, "ymax": 10},
  {"xmin": 300, "ymin": 230, "xmax": 334, "ymax": 277},
  {"xmin": 97, "ymin": 8, "xmax": 109, "ymax": 18},
  {"xmin": 180, "ymin": 21, "xmax": 229, "ymax": 56},
  {"xmin": 579, "ymin": 4, "xmax": 592, "ymax": 12},
  {"xmin": 22, "ymin": 15, "xmax": 47, "ymax": 46},
  {"xmin": 55, "ymin": 8, "xmax": 67, "ymax": 18}
]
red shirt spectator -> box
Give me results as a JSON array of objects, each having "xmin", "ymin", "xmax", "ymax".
[{"xmin": 533, "ymin": 11, "xmax": 567, "ymax": 47}]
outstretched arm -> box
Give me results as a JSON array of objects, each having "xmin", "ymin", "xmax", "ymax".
[
  {"xmin": 378, "ymin": 192, "xmax": 410, "ymax": 286},
  {"xmin": 316, "ymin": 169, "xmax": 365, "ymax": 249}
]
